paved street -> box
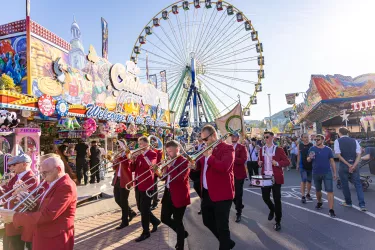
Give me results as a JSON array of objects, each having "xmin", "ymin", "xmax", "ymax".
[{"xmin": 184, "ymin": 164, "xmax": 375, "ymax": 250}]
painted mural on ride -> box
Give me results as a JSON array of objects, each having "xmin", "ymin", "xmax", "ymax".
[
  {"xmin": 297, "ymin": 74, "xmax": 375, "ymax": 121},
  {"xmin": 0, "ymin": 19, "xmax": 169, "ymax": 127}
]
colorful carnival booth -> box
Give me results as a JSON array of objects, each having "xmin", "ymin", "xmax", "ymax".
[
  {"xmin": 0, "ymin": 18, "xmax": 171, "ymax": 178},
  {"xmin": 288, "ymin": 74, "xmax": 375, "ymax": 147}
]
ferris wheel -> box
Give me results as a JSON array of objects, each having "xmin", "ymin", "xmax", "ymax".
[{"xmin": 130, "ymin": 0, "xmax": 264, "ymax": 127}]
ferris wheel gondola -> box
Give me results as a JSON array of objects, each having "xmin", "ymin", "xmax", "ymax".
[{"xmin": 130, "ymin": 0, "xmax": 264, "ymax": 127}]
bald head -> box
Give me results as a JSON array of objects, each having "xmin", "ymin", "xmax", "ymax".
[{"xmin": 40, "ymin": 156, "xmax": 65, "ymax": 183}]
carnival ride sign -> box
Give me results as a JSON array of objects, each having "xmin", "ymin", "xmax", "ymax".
[{"xmin": 38, "ymin": 94, "xmax": 55, "ymax": 116}]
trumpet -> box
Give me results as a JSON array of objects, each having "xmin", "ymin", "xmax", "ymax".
[
  {"xmin": 12, "ymin": 180, "xmax": 47, "ymax": 212},
  {"xmin": 146, "ymin": 133, "xmax": 232, "ymax": 198},
  {"xmin": 0, "ymin": 172, "xmax": 41, "ymax": 205},
  {"xmin": 125, "ymin": 135, "xmax": 163, "ymax": 190}
]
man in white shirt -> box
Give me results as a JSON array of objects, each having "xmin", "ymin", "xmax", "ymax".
[{"xmin": 247, "ymin": 138, "xmax": 259, "ymax": 186}]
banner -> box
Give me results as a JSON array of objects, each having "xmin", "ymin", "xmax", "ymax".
[
  {"xmin": 215, "ymin": 102, "xmax": 245, "ymax": 142},
  {"xmin": 149, "ymin": 74, "xmax": 157, "ymax": 88},
  {"xmin": 101, "ymin": 17, "xmax": 108, "ymax": 59},
  {"xmin": 285, "ymin": 93, "xmax": 296, "ymax": 105},
  {"xmin": 160, "ymin": 70, "xmax": 167, "ymax": 93}
]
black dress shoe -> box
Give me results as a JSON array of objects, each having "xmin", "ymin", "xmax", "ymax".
[
  {"xmin": 230, "ymin": 240, "xmax": 236, "ymax": 249},
  {"xmin": 235, "ymin": 215, "xmax": 241, "ymax": 223},
  {"xmin": 268, "ymin": 211, "xmax": 274, "ymax": 221},
  {"xmin": 185, "ymin": 231, "xmax": 189, "ymax": 238},
  {"xmin": 135, "ymin": 233, "xmax": 150, "ymax": 242},
  {"xmin": 129, "ymin": 212, "xmax": 137, "ymax": 222},
  {"xmin": 115, "ymin": 224, "xmax": 128, "ymax": 230},
  {"xmin": 151, "ymin": 220, "xmax": 161, "ymax": 233},
  {"xmin": 150, "ymin": 205, "xmax": 157, "ymax": 211},
  {"xmin": 198, "ymin": 210, "xmax": 202, "ymax": 215},
  {"xmin": 274, "ymin": 223, "xmax": 281, "ymax": 231}
]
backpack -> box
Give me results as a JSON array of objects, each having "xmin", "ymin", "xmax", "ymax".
[{"xmin": 300, "ymin": 143, "xmax": 313, "ymax": 170}]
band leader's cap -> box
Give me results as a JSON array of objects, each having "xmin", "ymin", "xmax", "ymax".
[
  {"xmin": 231, "ymin": 132, "xmax": 240, "ymax": 137},
  {"xmin": 8, "ymin": 154, "xmax": 32, "ymax": 165}
]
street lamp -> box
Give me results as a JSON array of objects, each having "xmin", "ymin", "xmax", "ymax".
[{"xmin": 170, "ymin": 110, "xmax": 176, "ymax": 140}]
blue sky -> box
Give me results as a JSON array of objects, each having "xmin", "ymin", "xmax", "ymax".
[{"xmin": 2, "ymin": 0, "xmax": 375, "ymax": 120}]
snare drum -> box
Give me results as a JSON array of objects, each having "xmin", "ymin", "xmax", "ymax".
[{"xmin": 251, "ymin": 175, "xmax": 274, "ymax": 187}]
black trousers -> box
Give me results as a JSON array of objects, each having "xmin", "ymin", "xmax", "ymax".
[
  {"xmin": 152, "ymin": 176, "xmax": 159, "ymax": 206},
  {"xmin": 114, "ymin": 178, "xmax": 135, "ymax": 225},
  {"xmin": 247, "ymin": 161, "xmax": 259, "ymax": 180},
  {"xmin": 261, "ymin": 184, "xmax": 282, "ymax": 223},
  {"xmin": 76, "ymin": 157, "xmax": 88, "ymax": 184},
  {"xmin": 90, "ymin": 160, "xmax": 100, "ymax": 183},
  {"xmin": 3, "ymin": 234, "xmax": 30, "ymax": 250},
  {"xmin": 233, "ymin": 179, "xmax": 244, "ymax": 215},
  {"xmin": 189, "ymin": 170, "xmax": 202, "ymax": 198},
  {"xmin": 135, "ymin": 187, "xmax": 160, "ymax": 234},
  {"xmin": 202, "ymin": 188, "xmax": 233, "ymax": 250},
  {"xmin": 161, "ymin": 188, "xmax": 187, "ymax": 249}
]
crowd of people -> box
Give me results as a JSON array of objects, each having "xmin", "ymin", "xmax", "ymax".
[{"xmin": 0, "ymin": 125, "xmax": 371, "ymax": 250}]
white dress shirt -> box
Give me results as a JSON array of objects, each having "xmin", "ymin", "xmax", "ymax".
[
  {"xmin": 264, "ymin": 145, "xmax": 275, "ymax": 176},
  {"xmin": 203, "ymin": 156, "xmax": 211, "ymax": 189},
  {"xmin": 248, "ymin": 144, "xmax": 258, "ymax": 161},
  {"xmin": 233, "ymin": 143, "xmax": 238, "ymax": 150},
  {"xmin": 166, "ymin": 160, "xmax": 176, "ymax": 189},
  {"xmin": 334, "ymin": 135, "xmax": 361, "ymax": 154},
  {"xmin": 17, "ymin": 169, "xmax": 30, "ymax": 181}
]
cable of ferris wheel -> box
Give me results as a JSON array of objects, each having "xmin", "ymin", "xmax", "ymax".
[
  {"xmin": 203, "ymin": 84, "xmax": 229, "ymax": 111},
  {"xmin": 175, "ymin": 13, "xmax": 189, "ymax": 62},
  {"xmin": 193, "ymin": 8, "xmax": 218, "ymax": 59},
  {"xmin": 192, "ymin": 7, "xmax": 208, "ymax": 57},
  {"xmin": 137, "ymin": 57, "xmax": 177, "ymax": 67},
  {"xmin": 216, "ymin": 100, "xmax": 245, "ymax": 117},
  {"xmin": 140, "ymin": 48, "xmax": 183, "ymax": 68},
  {"xmin": 159, "ymin": 24, "xmax": 186, "ymax": 64},
  {"xmin": 201, "ymin": 26, "xmax": 249, "ymax": 63},
  {"xmin": 204, "ymin": 69, "xmax": 258, "ymax": 73},
  {"xmin": 205, "ymin": 56, "xmax": 257, "ymax": 66},
  {"xmin": 203, "ymin": 45, "xmax": 256, "ymax": 64},
  {"xmin": 144, "ymin": 39, "xmax": 185, "ymax": 67},
  {"xmin": 152, "ymin": 31, "xmax": 187, "ymax": 65},
  {"xmin": 167, "ymin": 18, "xmax": 187, "ymax": 65},
  {"xmin": 194, "ymin": 10, "xmax": 228, "ymax": 61},
  {"xmin": 197, "ymin": 75, "xmax": 237, "ymax": 103},
  {"xmin": 200, "ymin": 74, "xmax": 254, "ymax": 94},
  {"xmin": 197, "ymin": 15, "xmax": 239, "ymax": 61},
  {"xmin": 203, "ymin": 72, "xmax": 258, "ymax": 85}
]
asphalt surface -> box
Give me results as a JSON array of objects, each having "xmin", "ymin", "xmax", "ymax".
[{"xmin": 184, "ymin": 164, "xmax": 375, "ymax": 250}]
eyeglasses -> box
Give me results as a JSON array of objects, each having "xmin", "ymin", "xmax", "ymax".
[{"xmin": 202, "ymin": 133, "xmax": 213, "ymax": 142}]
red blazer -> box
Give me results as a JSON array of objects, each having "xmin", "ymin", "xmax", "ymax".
[
  {"xmin": 6, "ymin": 170, "xmax": 39, "ymax": 238},
  {"xmin": 196, "ymin": 141, "xmax": 235, "ymax": 202},
  {"xmin": 154, "ymin": 149, "xmax": 163, "ymax": 164},
  {"xmin": 258, "ymin": 146, "xmax": 290, "ymax": 184},
  {"xmin": 163, "ymin": 155, "xmax": 190, "ymax": 208},
  {"xmin": 13, "ymin": 174, "xmax": 77, "ymax": 250},
  {"xmin": 233, "ymin": 144, "xmax": 248, "ymax": 180},
  {"xmin": 131, "ymin": 150, "xmax": 157, "ymax": 192},
  {"xmin": 113, "ymin": 155, "xmax": 133, "ymax": 189}
]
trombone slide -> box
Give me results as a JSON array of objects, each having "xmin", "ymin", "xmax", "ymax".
[{"xmin": 12, "ymin": 180, "xmax": 46, "ymax": 212}]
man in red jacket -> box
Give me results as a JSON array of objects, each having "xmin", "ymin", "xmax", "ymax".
[
  {"xmin": 151, "ymin": 137, "xmax": 163, "ymax": 210},
  {"xmin": 132, "ymin": 136, "xmax": 161, "ymax": 242},
  {"xmin": 1, "ymin": 154, "xmax": 38, "ymax": 250},
  {"xmin": 258, "ymin": 131, "xmax": 290, "ymax": 231},
  {"xmin": 160, "ymin": 140, "xmax": 191, "ymax": 249},
  {"xmin": 112, "ymin": 140, "xmax": 137, "ymax": 230},
  {"xmin": 231, "ymin": 133, "xmax": 248, "ymax": 223},
  {"xmin": 0, "ymin": 155, "xmax": 77, "ymax": 250},
  {"xmin": 196, "ymin": 125, "xmax": 235, "ymax": 250}
]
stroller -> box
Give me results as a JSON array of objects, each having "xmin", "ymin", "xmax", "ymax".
[{"xmin": 336, "ymin": 159, "xmax": 373, "ymax": 191}]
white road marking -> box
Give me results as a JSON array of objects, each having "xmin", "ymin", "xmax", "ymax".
[
  {"xmin": 311, "ymin": 186, "xmax": 375, "ymax": 219},
  {"xmin": 244, "ymin": 189, "xmax": 375, "ymax": 234}
]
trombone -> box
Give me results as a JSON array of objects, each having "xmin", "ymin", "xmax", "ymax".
[
  {"xmin": 11, "ymin": 180, "xmax": 47, "ymax": 212},
  {"xmin": 0, "ymin": 172, "xmax": 41, "ymax": 205},
  {"xmin": 125, "ymin": 135, "xmax": 163, "ymax": 191},
  {"xmin": 146, "ymin": 133, "xmax": 232, "ymax": 198}
]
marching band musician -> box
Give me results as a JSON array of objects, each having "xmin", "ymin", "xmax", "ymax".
[
  {"xmin": 231, "ymin": 132, "xmax": 248, "ymax": 223},
  {"xmin": 131, "ymin": 136, "xmax": 161, "ymax": 242},
  {"xmin": 0, "ymin": 155, "xmax": 77, "ymax": 250},
  {"xmin": 258, "ymin": 131, "xmax": 290, "ymax": 231},
  {"xmin": 151, "ymin": 137, "xmax": 163, "ymax": 210},
  {"xmin": 160, "ymin": 140, "xmax": 190, "ymax": 250},
  {"xmin": 196, "ymin": 125, "xmax": 236, "ymax": 250},
  {"xmin": 1, "ymin": 154, "xmax": 38, "ymax": 250},
  {"xmin": 112, "ymin": 139, "xmax": 137, "ymax": 230}
]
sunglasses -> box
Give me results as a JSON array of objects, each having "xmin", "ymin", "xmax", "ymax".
[
  {"xmin": 315, "ymin": 138, "xmax": 322, "ymax": 141},
  {"xmin": 202, "ymin": 133, "xmax": 213, "ymax": 142},
  {"xmin": 264, "ymin": 136, "xmax": 271, "ymax": 139}
]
